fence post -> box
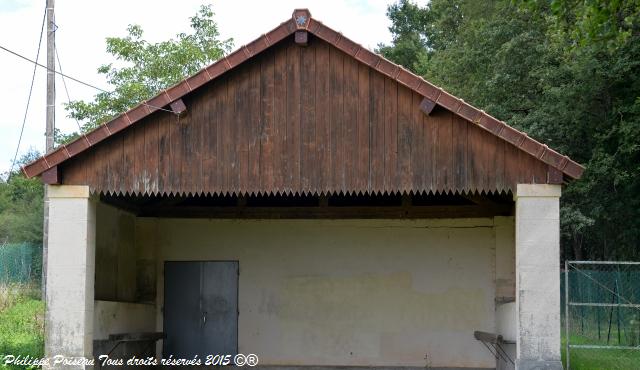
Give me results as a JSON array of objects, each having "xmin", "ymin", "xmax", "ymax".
[{"xmin": 565, "ymin": 260, "xmax": 570, "ymax": 370}]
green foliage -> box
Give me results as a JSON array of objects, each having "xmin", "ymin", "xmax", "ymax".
[
  {"xmin": 0, "ymin": 151, "xmax": 43, "ymax": 246},
  {"xmin": 377, "ymin": 0, "xmax": 431, "ymax": 75},
  {"xmin": 380, "ymin": 0, "xmax": 640, "ymax": 260},
  {"xmin": 0, "ymin": 285, "xmax": 44, "ymax": 370},
  {"xmin": 0, "ymin": 244, "xmax": 42, "ymax": 285},
  {"xmin": 519, "ymin": 0, "xmax": 640, "ymax": 48},
  {"xmin": 61, "ymin": 4, "xmax": 233, "ymax": 141}
]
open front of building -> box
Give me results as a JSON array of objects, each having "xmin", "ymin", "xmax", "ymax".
[
  {"xmin": 24, "ymin": 9, "xmax": 583, "ymax": 370},
  {"xmin": 89, "ymin": 193, "xmax": 516, "ymax": 368}
]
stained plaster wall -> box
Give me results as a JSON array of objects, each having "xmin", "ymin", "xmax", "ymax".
[
  {"xmin": 92, "ymin": 210, "xmax": 516, "ymax": 367},
  {"xmin": 131, "ymin": 217, "xmax": 516, "ymax": 368}
]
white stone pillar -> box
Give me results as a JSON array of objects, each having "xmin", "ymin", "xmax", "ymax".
[
  {"xmin": 45, "ymin": 185, "xmax": 95, "ymax": 368},
  {"xmin": 515, "ymin": 184, "xmax": 563, "ymax": 370}
]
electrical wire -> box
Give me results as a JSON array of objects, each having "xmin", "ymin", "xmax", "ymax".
[
  {"xmin": 8, "ymin": 7, "xmax": 46, "ymax": 176},
  {"xmin": 0, "ymin": 43, "xmax": 178, "ymax": 115},
  {"xmin": 3, "ymin": 22, "xmax": 189, "ymax": 173},
  {"xmin": 0, "ymin": 43, "xmax": 108, "ymax": 93},
  {"xmin": 55, "ymin": 47, "xmax": 84, "ymax": 133}
]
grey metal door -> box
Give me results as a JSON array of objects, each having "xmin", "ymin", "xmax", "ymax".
[{"xmin": 163, "ymin": 261, "xmax": 238, "ymax": 358}]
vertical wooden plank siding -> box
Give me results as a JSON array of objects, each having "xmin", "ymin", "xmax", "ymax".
[
  {"xmin": 156, "ymin": 112, "xmax": 170, "ymax": 194},
  {"xmin": 134, "ymin": 123, "xmax": 146, "ymax": 193},
  {"xmin": 315, "ymin": 41, "xmax": 330, "ymax": 193},
  {"xmin": 300, "ymin": 44, "xmax": 316, "ymax": 192},
  {"xmin": 145, "ymin": 114, "xmax": 160, "ymax": 194},
  {"xmin": 396, "ymin": 84, "xmax": 412, "ymax": 192},
  {"xmin": 236, "ymin": 65, "xmax": 250, "ymax": 193},
  {"xmin": 248, "ymin": 61, "xmax": 261, "ymax": 193},
  {"xmin": 423, "ymin": 102, "xmax": 436, "ymax": 191},
  {"xmin": 369, "ymin": 70, "xmax": 385, "ymax": 191},
  {"xmin": 435, "ymin": 107, "xmax": 453, "ymax": 191},
  {"xmin": 286, "ymin": 43, "xmax": 301, "ymax": 192},
  {"xmin": 357, "ymin": 64, "xmax": 370, "ymax": 191},
  {"xmin": 383, "ymin": 77, "xmax": 398, "ymax": 193},
  {"xmin": 260, "ymin": 50, "xmax": 275, "ymax": 191},
  {"xmin": 411, "ymin": 91, "xmax": 425, "ymax": 190},
  {"xmin": 59, "ymin": 36, "xmax": 557, "ymax": 196},
  {"xmin": 343, "ymin": 54, "xmax": 359, "ymax": 191},
  {"xmin": 273, "ymin": 51, "xmax": 287, "ymax": 192},
  {"xmin": 329, "ymin": 44, "xmax": 344, "ymax": 190},
  {"xmin": 452, "ymin": 115, "xmax": 468, "ymax": 192}
]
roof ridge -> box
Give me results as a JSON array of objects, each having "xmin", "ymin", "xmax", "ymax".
[{"xmin": 22, "ymin": 8, "xmax": 584, "ymax": 180}]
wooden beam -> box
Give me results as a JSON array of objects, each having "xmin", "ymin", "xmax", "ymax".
[
  {"xmin": 99, "ymin": 195, "xmax": 141, "ymax": 215},
  {"xmin": 319, "ymin": 195, "xmax": 329, "ymax": 207},
  {"xmin": 137, "ymin": 204, "xmax": 513, "ymax": 219},
  {"xmin": 419, "ymin": 97, "xmax": 436, "ymax": 115},
  {"xmin": 237, "ymin": 195, "xmax": 247, "ymax": 207},
  {"xmin": 42, "ymin": 166, "xmax": 60, "ymax": 184},
  {"xmin": 169, "ymin": 99, "xmax": 187, "ymax": 114},
  {"xmin": 295, "ymin": 31, "xmax": 308, "ymax": 46},
  {"xmin": 547, "ymin": 166, "xmax": 564, "ymax": 184},
  {"xmin": 460, "ymin": 193, "xmax": 497, "ymax": 207}
]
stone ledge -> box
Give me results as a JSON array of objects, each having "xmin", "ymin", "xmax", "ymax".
[
  {"xmin": 48, "ymin": 185, "xmax": 91, "ymax": 199},
  {"xmin": 515, "ymin": 184, "xmax": 561, "ymax": 198}
]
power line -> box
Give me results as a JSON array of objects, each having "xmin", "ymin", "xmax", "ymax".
[
  {"xmin": 0, "ymin": 43, "xmax": 109, "ymax": 93},
  {"xmin": 1, "ymin": 42, "xmax": 180, "ymax": 115},
  {"xmin": 55, "ymin": 47, "xmax": 83, "ymax": 133},
  {"xmin": 3, "ymin": 35, "xmax": 182, "ymax": 160},
  {"xmin": 8, "ymin": 6, "xmax": 46, "ymax": 176}
]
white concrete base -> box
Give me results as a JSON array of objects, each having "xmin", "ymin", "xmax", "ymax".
[
  {"xmin": 496, "ymin": 302, "xmax": 516, "ymax": 342},
  {"xmin": 516, "ymin": 359, "xmax": 563, "ymax": 370},
  {"xmin": 45, "ymin": 185, "xmax": 95, "ymax": 369},
  {"xmin": 514, "ymin": 184, "xmax": 562, "ymax": 369}
]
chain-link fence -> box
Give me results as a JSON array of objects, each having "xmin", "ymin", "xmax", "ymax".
[
  {"xmin": 563, "ymin": 261, "xmax": 640, "ymax": 369},
  {"xmin": 0, "ymin": 242, "xmax": 41, "ymax": 285}
]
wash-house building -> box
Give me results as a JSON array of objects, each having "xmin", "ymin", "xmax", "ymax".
[{"xmin": 23, "ymin": 9, "xmax": 583, "ymax": 370}]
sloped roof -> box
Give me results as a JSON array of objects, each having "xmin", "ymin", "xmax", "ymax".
[{"xmin": 22, "ymin": 9, "xmax": 584, "ymax": 180}]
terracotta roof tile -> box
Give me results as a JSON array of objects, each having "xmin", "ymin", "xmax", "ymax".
[{"xmin": 105, "ymin": 114, "xmax": 130, "ymax": 135}]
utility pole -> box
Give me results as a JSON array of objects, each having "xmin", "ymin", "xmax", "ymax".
[
  {"xmin": 43, "ymin": 0, "xmax": 55, "ymax": 299},
  {"xmin": 46, "ymin": 0, "xmax": 55, "ymax": 152}
]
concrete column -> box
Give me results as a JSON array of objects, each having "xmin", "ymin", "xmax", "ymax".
[
  {"xmin": 514, "ymin": 184, "xmax": 563, "ymax": 370},
  {"xmin": 45, "ymin": 185, "xmax": 95, "ymax": 368}
]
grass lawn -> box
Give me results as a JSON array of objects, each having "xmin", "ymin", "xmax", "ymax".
[
  {"xmin": 2, "ymin": 282, "xmax": 640, "ymax": 369},
  {"xmin": 562, "ymin": 335, "xmax": 640, "ymax": 370},
  {"xmin": 0, "ymin": 284, "xmax": 44, "ymax": 370}
]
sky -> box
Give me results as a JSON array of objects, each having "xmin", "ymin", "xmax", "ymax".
[{"xmin": 0, "ymin": 0, "xmax": 428, "ymax": 175}]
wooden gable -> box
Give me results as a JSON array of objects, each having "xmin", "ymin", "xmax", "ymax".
[
  {"xmin": 58, "ymin": 36, "xmax": 551, "ymax": 196},
  {"xmin": 23, "ymin": 9, "xmax": 582, "ymax": 196}
]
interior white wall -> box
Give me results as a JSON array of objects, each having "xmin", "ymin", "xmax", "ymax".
[
  {"xmin": 134, "ymin": 217, "xmax": 513, "ymax": 368},
  {"xmin": 93, "ymin": 300, "xmax": 156, "ymax": 340},
  {"xmin": 95, "ymin": 202, "xmax": 136, "ymax": 302}
]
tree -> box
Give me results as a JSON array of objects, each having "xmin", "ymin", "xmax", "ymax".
[
  {"xmin": 519, "ymin": 0, "xmax": 640, "ymax": 48},
  {"xmin": 379, "ymin": 0, "xmax": 640, "ymax": 260},
  {"xmin": 57, "ymin": 4, "xmax": 233, "ymax": 144},
  {"xmin": 0, "ymin": 150, "xmax": 44, "ymax": 245},
  {"xmin": 1, "ymin": 5, "xmax": 230, "ymax": 246}
]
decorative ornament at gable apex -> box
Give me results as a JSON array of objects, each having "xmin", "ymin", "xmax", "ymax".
[{"xmin": 292, "ymin": 9, "xmax": 311, "ymax": 29}]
